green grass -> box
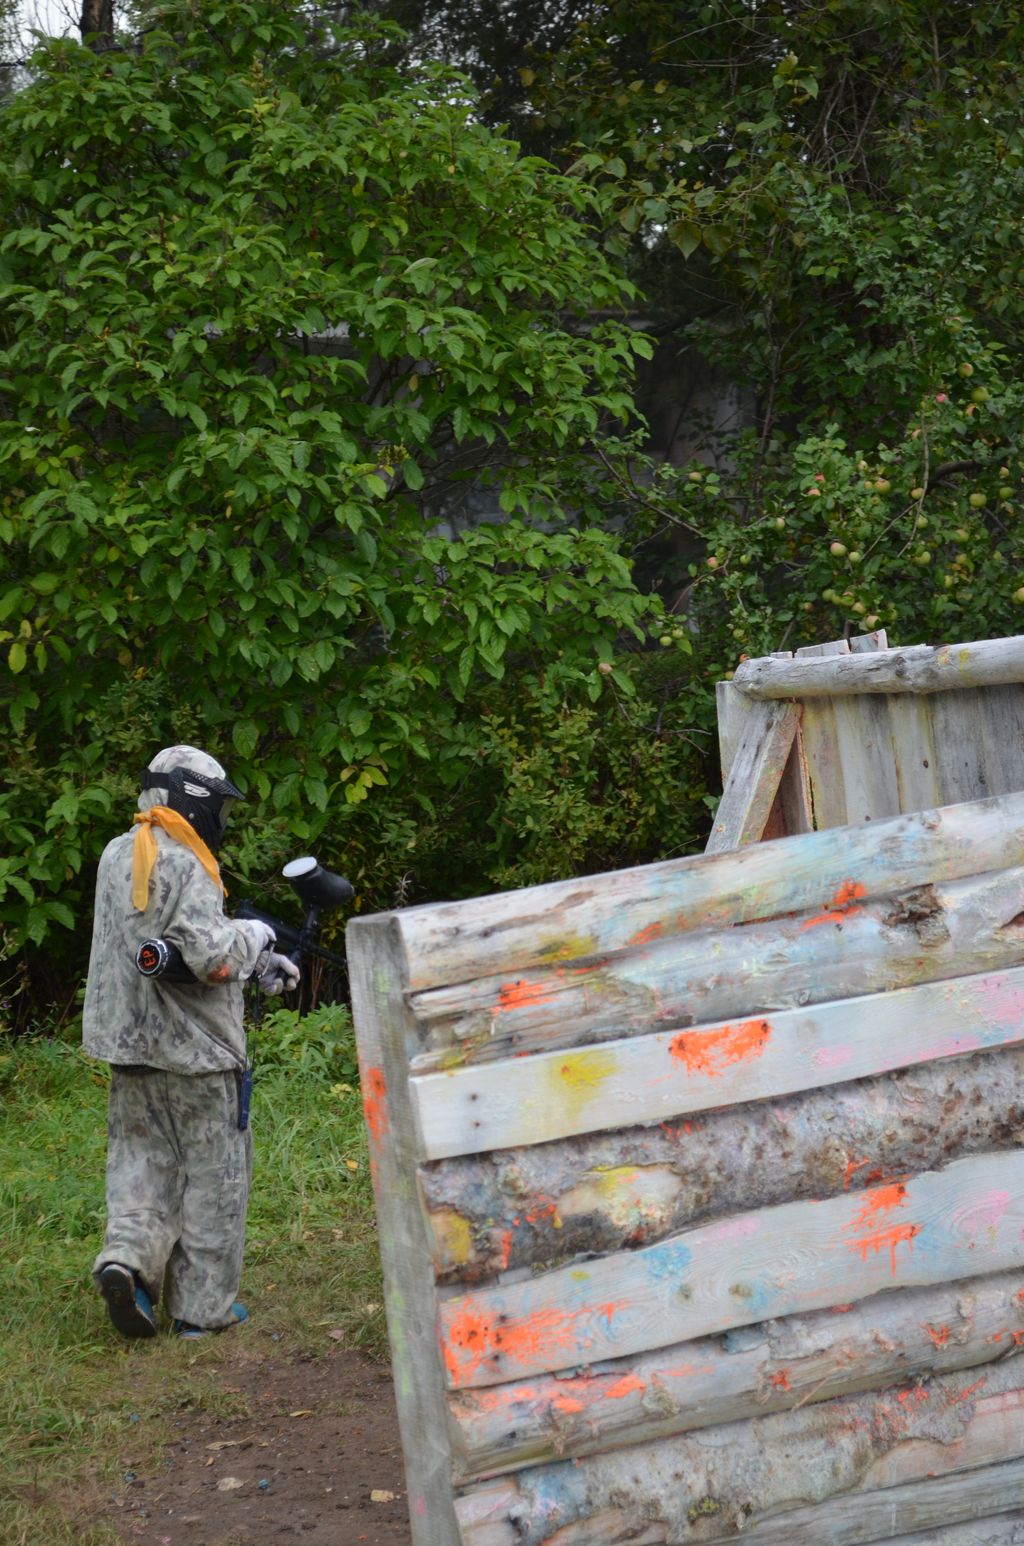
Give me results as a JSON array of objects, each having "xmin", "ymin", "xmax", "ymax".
[{"xmin": 0, "ymin": 1009, "xmax": 384, "ymax": 1543}]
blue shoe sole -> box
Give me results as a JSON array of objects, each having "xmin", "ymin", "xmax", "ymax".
[
  {"xmin": 99, "ymin": 1263, "xmax": 157, "ymax": 1339},
  {"xmin": 174, "ymin": 1303, "xmax": 249, "ymax": 1338}
]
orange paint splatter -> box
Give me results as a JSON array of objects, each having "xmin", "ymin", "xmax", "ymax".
[
  {"xmin": 801, "ymin": 879, "xmax": 867, "ymax": 931},
  {"xmin": 497, "ymin": 979, "xmax": 558, "ymax": 1013},
  {"xmin": 524, "ymin": 1200, "xmax": 559, "ymax": 1226},
  {"xmin": 627, "ymin": 921, "xmax": 664, "ymax": 948},
  {"xmin": 361, "ymin": 1066, "xmax": 389, "ymax": 1145},
  {"xmin": 925, "ymin": 1324, "xmax": 951, "ymax": 1349},
  {"xmin": 945, "ymin": 1376, "xmax": 987, "ymax": 1406},
  {"xmin": 495, "ymin": 1229, "xmax": 514, "ymax": 1271},
  {"xmin": 1012, "ymin": 1330, "xmax": 1024, "ymax": 1348},
  {"xmin": 830, "ymin": 1304, "xmax": 854, "ymax": 1313},
  {"xmin": 844, "ymin": 1182, "xmax": 920, "ymax": 1276},
  {"xmin": 850, "ymin": 1181, "xmax": 908, "ymax": 1228},
  {"xmin": 844, "ymin": 1156, "xmax": 871, "ymax": 1190},
  {"xmin": 442, "ymin": 1305, "xmax": 497, "ymax": 1385},
  {"xmin": 550, "ymin": 1393, "xmax": 586, "ymax": 1416},
  {"xmin": 848, "ymin": 1222, "xmax": 921, "ymax": 1276},
  {"xmin": 441, "ymin": 1299, "xmax": 629, "ymax": 1388},
  {"xmin": 768, "ymin": 1370, "xmax": 791, "ymax": 1392},
  {"xmin": 669, "ymin": 1017, "xmax": 771, "ymax": 1077},
  {"xmin": 603, "ymin": 1373, "xmax": 645, "ymax": 1400},
  {"xmin": 206, "ymin": 963, "xmax": 231, "ymax": 984},
  {"xmin": 896, "ymin": 1386, "xmax": 929, "ymax": 1408}
]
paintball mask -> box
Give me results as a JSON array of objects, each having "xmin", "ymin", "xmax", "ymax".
[{"xmin": 141, "ymin": 748, "xmax": 244, "ymax": 853}]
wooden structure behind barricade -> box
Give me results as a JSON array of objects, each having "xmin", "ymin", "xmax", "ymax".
[
  {"xmin": 709, "ymin": 630, "xmax": 1024, "ymax": 850},
  {"xmin": 347, "ymin": 632, "xmax": 1024, "ymax": 1546}
]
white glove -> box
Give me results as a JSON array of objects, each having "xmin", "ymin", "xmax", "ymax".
[
  {"xmin": 257, "ymin": 951, "xmax": 301, "ymax": 996},
  {"xmin": 243, "ymin": 920, "xmax": 276, "ymax": 962}
]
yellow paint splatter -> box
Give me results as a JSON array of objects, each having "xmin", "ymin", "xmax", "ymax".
[
  {"xmin": 558, "ymin": 1165, "xmax": 681, "ymax": 1234},
  {"xmin": 548, "ymin": 1047, "xmax": 618, "ymax": 1122},
  {"xmin": 432, "ymin": 1209, "xmax": 474, "ymax": 1270},
  {"xmin": 537, "ymin": 933, "xmax": 599, "ymax": 965}
]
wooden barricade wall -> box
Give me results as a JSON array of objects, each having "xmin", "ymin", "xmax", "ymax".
[
  {"xmin": 348, "ymin": 788, "xmax": 1024, "ymax": 1545},
  {"xmin": 710, "ymin": 631, "xmax": 1024, "ymax": 851}
]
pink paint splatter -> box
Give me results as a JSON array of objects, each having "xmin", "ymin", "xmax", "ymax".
[
  {"xmin": 704, "ymin": 1215, "xmax": 760, "ymax": 1243},
  {"xmin": 917, "ymin": 1033, "xmax": 983, "ymax": 1062},
  {"xmin": 812, "ymin": 1044, "xmax": 854, "ymax": 1071}
]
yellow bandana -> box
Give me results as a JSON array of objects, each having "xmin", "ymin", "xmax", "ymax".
[{"xmin": 131, "ymin": 807, "xmax": 225, "ymax": 912}]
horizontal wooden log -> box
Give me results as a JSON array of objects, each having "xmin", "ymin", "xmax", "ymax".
[
  {"xmin": 455, "ymin": 1359, "xmax": 1024, "ymax": 1546},
  {"xmin": 412, "ymin": 965, "xmax": 1024, "ymax": 1159},
  {"xmin": 447, "ymin": 1268, "xmax": 1024, "ymax": 1481},
  {"xmin": 422, "ymin": 1047, "xmax": 1024, "ymax": 1284},
  {"xmin": 704, "ymin": 700, "xmax": 800, "ymax": 853},
  {"xmin": 878, "ymin": 1514, "xmax": 1024, "ymax": 1546},
  {"xmin": 713, "ymin": 1468, "xmax": 1024, "ymax": 1546},
  {"xmin": 409, "ymin": 866, "xmax": 1024, "ymax": 1068},
  {"xmin": 438, "ymin": 1149, "xmax": 1024, "ymax": 1389},
  {"xmin": 393, "ymin": 790, "xmax": 1024, "ymax": 994},
  {"xmin": 459, "ymin": 1468, "xmax": 1024, "ymax": 1546},
  {"xmin": 733, "ymin": 635, "xmax": 1024, "ymax": 699}
]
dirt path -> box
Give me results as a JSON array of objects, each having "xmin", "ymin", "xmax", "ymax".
[{"xmin": 97, "ymin": 1343, "xmax": 412, "ymax": 1546}]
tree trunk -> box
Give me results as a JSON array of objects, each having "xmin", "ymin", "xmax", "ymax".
[{"xmin": 80, "ymin": 0, "xmax": 114, "ymax": 51}]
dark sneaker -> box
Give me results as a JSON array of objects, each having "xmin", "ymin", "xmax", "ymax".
[
  {"xmin": 98, "ymin": 1262, "xmax": 157, "ymax": 1339},
  {"xmin": 174, "ymin": 1302, "xmax": 249, "ymax": 1339}
]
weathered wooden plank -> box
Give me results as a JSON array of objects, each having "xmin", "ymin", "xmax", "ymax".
[
  {"xmin": 801, "ymin": 698, "xmax": 850, "ymax": 827},
  {"xmin": 793, "ymin": 639, "xmax": 851, "ymax": 828},
  {"xmin": 715, "ymin": 679, "xmax": 755, "ymax": 788},
  {"xmin": 734, "ymin": 635, "xmax": 1024, "ymax": 699},
  {"xmin": 422, "ymin": 1047, "xmax": 1024, "ymax": 1283},
  {"xmin": 410, "ymin": 864, "xmax": 1024, "ymax": 1070},
  {"xmin": 888, "ymin": 694, "xmax": 944, "ymax": 814},
  {"xmin": 978, "ymin": 684, "xmax": 1024, "ymax": 800},
  {"xmin": 447, "ymin": 1267, "xmax": 1024, "ymax": 1480},
  {"xmin": 931, "ymin": 688, "xmax": 1000, "ymax": 807},
  {"xmin": 717, "ymin": 1469, "xmax": 1024, "ymax": 1546},
  {"xmin": 394, "ymin": 791, "xmax": 1024, "ymax": 993},
  {"xmin": 412, "ymin": 966, "xmax": 1024, "ymax": 1159},
  {"xmin": 877, "ymin": 1514, "xmax": 1024, "ymax": 1546},
  {"xmin": 832, "ymin": 693, "xmax": 902, "ymax": 823},
  {"xmin": 705, "ymin": 701, "xmax": 800, "ymax": 854},
  {"xmin": 457, "ymin": 1464, "xmax": 1024, "ymax": 1546},
  {"xmin": 438, "ymin": 1149, "xmax": 1024, "ymax": 1388},
  {"xmin": 771, "ymin": 722, "xmax": 814, "ymax": 838},
  {"xmin": 345, "ymin": 915, "xmax": 460, "ymax": 1546},
  {"xmin": 848, "ymin": 629, "xmax": 890, "ymax": 653},
  {"xmin": 455, "ymin": 1361, "xmax": 1024, "ymax": 1546}
]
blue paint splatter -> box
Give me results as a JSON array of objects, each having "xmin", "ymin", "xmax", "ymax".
[{"xmin": 645, "ymin": 1238, "xmax": 693, "ymax": 1283}]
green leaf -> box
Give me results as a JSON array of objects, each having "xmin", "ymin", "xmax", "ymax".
[
  {"xmin": 233, "ymin": 720, "xmax": 259, "ymax": 758},
  {"xmin": 8, "ymin": 641, "xmax": 26, "ymax": 674},
  {"xmin": 672, "ymin": 220, "xmax": 702, "ymax": 258}
]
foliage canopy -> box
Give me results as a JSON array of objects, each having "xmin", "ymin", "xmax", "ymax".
[
  {"xmin": 0, "ymin": 0, "xmax": 696, "ymax": 999},
  {"xmin": 387, "ymin": 0, "xmax": 1024, "ymax": 663}
]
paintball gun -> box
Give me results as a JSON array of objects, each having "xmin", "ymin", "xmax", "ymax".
[{"xmin": 135, "ymin": 856, "xmax": 354, "ymax": 986}]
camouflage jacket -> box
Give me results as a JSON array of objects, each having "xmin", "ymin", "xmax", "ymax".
[{"xmin": 83, "ymin": 826, "xmax": 267, "ymax": 1073}]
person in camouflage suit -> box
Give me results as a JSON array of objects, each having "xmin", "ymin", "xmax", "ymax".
[{"xmin": 83, "ymin": 745, "xmax": 299, "ymax": 1339}]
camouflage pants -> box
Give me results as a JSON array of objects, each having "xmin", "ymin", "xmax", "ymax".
[{"xmin": 92, "ymin": 1065, "xmax": 252, "ymax": 1329}]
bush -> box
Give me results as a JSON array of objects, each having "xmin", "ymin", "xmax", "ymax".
[{"xmin": 0, "ymin": 0, "xmax": 682, "ymax": 1010}]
